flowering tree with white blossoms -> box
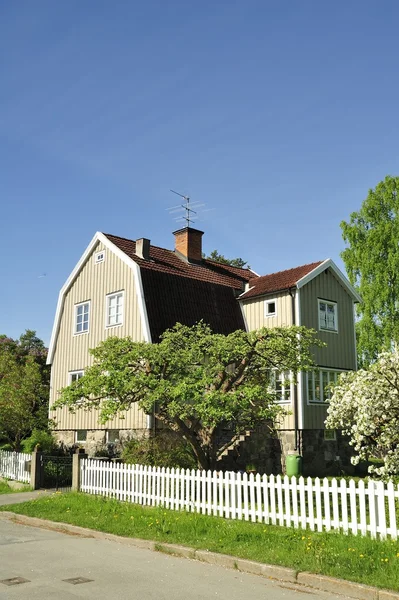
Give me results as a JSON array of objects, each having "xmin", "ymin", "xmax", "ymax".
[{"xmin": 325, "ymin": 350, "xmax": 399, "ymax": 478}]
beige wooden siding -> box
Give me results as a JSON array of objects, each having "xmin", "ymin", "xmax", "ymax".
[
  {"xmin": 300, "ymin": 268, "xmax": 356, "ymax": 429},
  {"xmin": 240, "ymin": 291, "xmax": 294, "ymax": 331},
  {"xmin": 241, "ymin": 292, "xmax": 295, "ymax": 430},
  {"xmin": 50, "ymin": 241, "xmax": 147, "ymax": 431}
]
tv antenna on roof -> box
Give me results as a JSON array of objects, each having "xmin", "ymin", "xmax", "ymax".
[{"xmin": 167, "ymin": 189, "xmax": 205, "ymax": 227}]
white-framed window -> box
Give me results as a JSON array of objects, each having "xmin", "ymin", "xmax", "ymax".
[
  {"xmin": 270, "ymin": 371, "xmax": 291, "ymax": 403},
  {"xmin": 264, "ymin": 298, "xmax": 277, "ymax": 318},
  {"xmin": 307, "ymin": 369, "xmax": 342, "ymax": 403},
  {"xmin": 69, "ymin": 370, "xmax": 84, "ymax": 384},
  {"xmin": 324, "ymin": 429, "xmax": 336, "ymax": 441},
  {"xmin": 74, "ymin": 301, "xmax": 90, "ymax": 334},
  {"xmin": 95, "ymin": 250, "xmax": 105, "ymax": 264},
  {"xmin": 75, "ymin": 430, "xmax": 87, "ymax": 443},
  {"xmin": 106, "ymin": 291, "xmax": 124, "ymax": 328},
  {"xmin": 318, "ymin": 299, "xmax": 338, "ymax": 332},
  {"xmin": 106, "ymin": 430, "xmax": 119, "ymax": 444}
]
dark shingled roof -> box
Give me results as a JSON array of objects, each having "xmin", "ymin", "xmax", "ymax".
[
  {"xmin": 240, "ymin": 261, "xmax": 324, "ymax": 300},
  {"xmin": 103, "ymin": 233, "xmax": 252, "ymax": 341}
]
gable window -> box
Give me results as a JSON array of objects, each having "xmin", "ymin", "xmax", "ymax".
[
  {"xmin": 270, "ymin": 371, "xmax": 291, "ymax": 403},
  {"xmin": 74, "ymin": 301, "xmax": 90, "ymax": 334},
  {"xmin": 307, "ymin": 369, "xmax": 342, "ymax": 403},
  {"xmin": 264, "ymin": 298, "xmax": 277, "ymax": 318},
  {"xmin": 95, "ymin": 250, "xmax": 105, "ymax": 264},
  {"xmin": 318, "ymin": 299, "xmax": 337, "ymax": 332},
  {"xmin": 106, "ymin": 291, "xmax": 124, "ymax": 327}
]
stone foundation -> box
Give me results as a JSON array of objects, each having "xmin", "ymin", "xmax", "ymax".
[
  {"xmin": 53, "ymin": 429, "xmax": 149, "ymax": 457},
  {"xmin": 217, "ymin": 426, "xmax": 354, "ymax": 477}
]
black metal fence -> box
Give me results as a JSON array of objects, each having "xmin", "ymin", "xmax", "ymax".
[{"xmin": 40, "ymin": 455, "xmax": 73, "ymax": 492}]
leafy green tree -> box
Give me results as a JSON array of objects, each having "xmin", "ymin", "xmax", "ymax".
[
  {"xmin": 0, "ymin": 330, "xmax": 50, "ymax": 449},
  {"xmin": 55, "ymin": 323, "xmax": 322, "ymax": 469},
  {"xmin": 205, "ymin": 250, "xmax": 250, "ymax": 269},
  {"xmin": 341, "ymin": 175, "xmax": 399, "ymax": 366}
]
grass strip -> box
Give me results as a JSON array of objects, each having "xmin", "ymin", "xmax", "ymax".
[
  {"xmin": 0, "ymin": 481, "xmax": 22, "ymax": 494},
  {"xmin": 1, "ymin": 492, "xmax": 399, "ymax": 591}
]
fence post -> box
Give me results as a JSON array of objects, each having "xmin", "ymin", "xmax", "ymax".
[
  {"xmin": 30, "ymin": 449, "xmax": 43, "ymax": 490},
  {"xmin": 72, "ymin": 448, "xmax": 88, "ymax": 492}
]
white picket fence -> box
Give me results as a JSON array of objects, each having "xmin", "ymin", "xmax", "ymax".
[
  {"xmin": 80, "ymin": 459, "xmax": 399, "ymax": 540},
  {"xmin": 0, "ymin": 450, "xmax": 31, "ymax": 484}
]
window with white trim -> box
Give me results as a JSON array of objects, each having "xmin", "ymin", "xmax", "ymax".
[
  {"xmin": 106, "ymin": 430, "xmax": 119, "ymax": 444},
  {"xmin": 69, "ymin": 370, "xmax": 84, "ymax": 384},
  {"xmin": 307, "ymin": 369, "xmax": 342, "ymax": 403},
  {"xmin": 264, "ymin": 298, "xmax": 277, "ymax": 318},
  {"xmin": 270, "ymin": 371, "xmax": 291, "ymax": 403},
  {"xmin": 76, "ymin": 430, "xmax": 87, "ymax": 443},
  {"xmin": 74, "ymin": 302, "xmax": 90, "ymax": 334},
  {"xmin": 318, "ymin": 299, "xmax": 337, "ymax": 332},
  {"xmin": 324, "ymin": 429, "xmax": 336, "ymax": 441},
  {"xmin": 95, "ymin": 250, "xmax": 105, "ymax": 264},
  {"xmin": 106, "ymin": 291, "xmax": 124, "ymax": 327}
]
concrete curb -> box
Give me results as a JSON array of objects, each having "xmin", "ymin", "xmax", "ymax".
[{"xmin": 0, "ymin": 511, "xmax": 398, "ymax": 600}]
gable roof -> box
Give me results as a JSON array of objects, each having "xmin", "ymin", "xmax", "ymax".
[
  {"xmin": 239, "ymin": 258, "xmax": 362, "ymax": 303},
  {"xmin": 239, "ymin": 261, "xmax": 323, "ymax": 299}
]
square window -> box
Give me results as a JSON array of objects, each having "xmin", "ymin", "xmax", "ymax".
[
  {"xmin": 74, "ymin": 302, "xmax": 90, "ymax": 334},
  {"xmin": 69, "ymin": 370, "xmax": 84, "ymax": 384},
  {"xmin": 265, "ymin": 298, "xmax": 277, "ymax": 318},
  {"xmin": 318, "ymin": 299, "xmax": 337, "ymax": 332},
  {"xmin": 307, "ymin": 369, "xmax": 343, "ymax": 403},
  {"xmin": 95, "ymin": 251, "xmax": 105, "ymax": 264},
  {"xmin": 76, "ymin": 430, "xmax": 87, "ymax": 443},
  {"xmin": 106, "ymin": 292, "xmax": 124, "ymax": 327},
  {"xmin": 324, "ymin": 429, "xmax": 336, "ymax": 441},
  {"xmin": 107, "ymin": 430, "xmax": 119, "ymax": 444}
]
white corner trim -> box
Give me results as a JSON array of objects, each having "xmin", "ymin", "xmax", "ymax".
[
  {"xmin": 296, "ymin": 259, "xmax": 362, "ymax": 303},
  {"xmin": 47, "ymin": 232, "xmax": 151, "ymax": 364},
  {"xmin": 238, "ymin": 300, "xmax": 249, "ymax": 332},
  {"xmin": 295, "ymin": 288, "xmax": 304, "ymax": 430},
  {"xmin": 131, "ymin": 261, "xmax": 151, "ymax": 342}
]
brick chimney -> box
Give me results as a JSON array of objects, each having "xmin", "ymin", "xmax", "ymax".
[
  {"xmin": 135, "ymin": 238, "xmax": 150, "ymax": 260},
  {"xmin": 173, "ymin": 227, "xmax": 204, "ymax": 264}
]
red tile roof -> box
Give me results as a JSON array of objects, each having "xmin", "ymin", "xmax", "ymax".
[
  {"xmin": 104, "ymin": 233, "xmax": 254, "ymax": 290},
  {"xmin": 240, "ymin": 261, "xmax": 324, "ymax": 300}
]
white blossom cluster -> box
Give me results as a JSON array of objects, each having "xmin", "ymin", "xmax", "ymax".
[{"xmin": 325, "ymin": 350, "xmax": 399, "ymax": 478}]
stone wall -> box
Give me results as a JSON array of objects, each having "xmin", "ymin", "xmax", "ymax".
[
  {"xmin": 53, "ymin": 429, "xmax": 149, "ymax": 457},
  {"xmin": 217, "ymin": 427, "xmax": 354, "ymax": 476}
]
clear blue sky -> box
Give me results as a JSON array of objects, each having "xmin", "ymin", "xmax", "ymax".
[{"xmin": 1, "ymin": 0, "xmax": 398, "ymax": 345}]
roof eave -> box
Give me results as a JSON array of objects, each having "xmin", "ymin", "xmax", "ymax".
[{"xmin": 296, "ymin": 258, "xmax": 362, "ymax": 303}]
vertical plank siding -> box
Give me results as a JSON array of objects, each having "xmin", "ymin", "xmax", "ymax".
[
  {"xmin": 50, "ymin": 241, "xmax": 146, "ymax": 431},
  {"xmin": 80, "ymin": 460, "xmax": 399, "ymax": 540}
]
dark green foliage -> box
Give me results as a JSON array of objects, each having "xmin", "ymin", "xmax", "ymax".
[
  {"xmin": 341, "ymin": 175, "xmax": 399, "ymax": 365},
  {"xmin": 122, "ymin": 431, "xmax": 197, "ymax": 469},
  {"xmin": 205, "ymin": 250, "xmax": 250, "ymax": 269},
  {"xmin": 21, "ymin": 429, "xmax": 56, "ymax": 454}
]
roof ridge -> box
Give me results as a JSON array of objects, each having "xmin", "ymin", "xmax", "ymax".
[{"xmin": 251, "ymin": 260, "xmax": 324, "ymax": 281}]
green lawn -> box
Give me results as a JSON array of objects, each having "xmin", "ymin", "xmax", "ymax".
[
  {"xmin": 1, "ymin": 492, "xmax": 399, "ymax": 592},
  {"xmin": 0, "ymin": 481, "xmax": 17, "ymax": 494}
]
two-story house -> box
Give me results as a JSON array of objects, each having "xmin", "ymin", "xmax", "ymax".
[{"xmin": 47, "ymin": 227, "xmax": 361, "ymax": 473}]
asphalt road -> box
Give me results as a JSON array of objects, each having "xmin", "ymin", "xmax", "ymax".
[{"xmin": 0, "ymin": 518, "xmax": 350, "ymax": 600}]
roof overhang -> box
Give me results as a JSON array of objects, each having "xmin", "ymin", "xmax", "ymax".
[
  {"xmin": 46, "ymin": 232, "xmax": 150, "ymax": 365},
  {"xmin": 296, "ymin": 258, "xmax": 362, "ymax": 303}
]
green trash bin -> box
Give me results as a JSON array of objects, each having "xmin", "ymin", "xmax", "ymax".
[{"xmin": 286, "ymin": 453, "xmax": 303, "ymax": 477}]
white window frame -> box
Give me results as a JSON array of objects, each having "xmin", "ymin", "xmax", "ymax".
[
  {"xmin": 270, "ymin": 371, "xmax": 292, "ymax": 404},
  {"xmin": 105, "ymin": 291, "xmax": 124, "ymax": 329},
  {"xmin": 69, "ymin": 370, "xmax": 84, "ymax": 384},
  {"xmin": 307, "ymin": 368, "xmax": 342, "ymax": 404},
  {"xmin": 75, "ymin": 429, "xmax": 87, "ymax": 444},
  {"xmin": 106, "ymin": 430, "xmax": 120, "ymax": 444},
  {"xmin": 318, "ymin": 299, "xmax": 338, "ymax": 333},
  {"xmin": 95, "ymin": 250, "xmax": 105, "ymax": 264},
  {"xmin": 74, "ymin": 301, "xmax": 90, "ymax": 335},
  {"xmin": 264, "ymin": 298, "xmax": 277, "ymax": 318}
]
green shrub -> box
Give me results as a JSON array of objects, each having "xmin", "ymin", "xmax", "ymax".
[
  {"xmin": 21, "ymin": 429, "xmax": 56, "ymax": 454},
  {"xmin": 122, "ymin": 431, "xmax": 197, "ymax": 469}
]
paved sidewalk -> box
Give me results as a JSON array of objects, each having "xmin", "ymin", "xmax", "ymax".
[{"xmin": 0, "ymin": 490, "xmax": 53, "ymax": 506}]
